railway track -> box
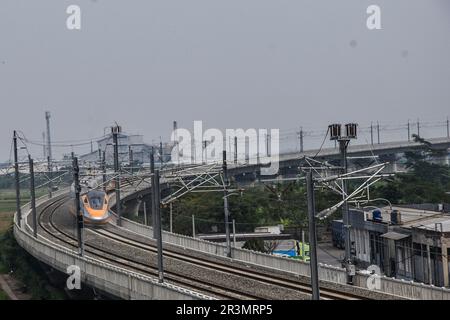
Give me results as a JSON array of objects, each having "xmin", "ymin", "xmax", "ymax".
[
  {"xmin": 92, "ymin": 227, "xmax": 364, "ymax": 300},
  {"xmin": 36, "ymin": 197, "xmax": 258, "ymax": 299},
  {"xmin": 35, "ymin": 196, "xmax": 366, "ymax": 300}
]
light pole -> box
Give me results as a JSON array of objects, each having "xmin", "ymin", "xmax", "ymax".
[
  {"xmin": 222, "ymin": 151, "xmax": 231, "ymax": 258},
  {"xmin": 112, "ymin": 125, "xmax": 122, "ymax": 226},
  {"xmin": 306, "ymin": 170, "xmax": 320, "ymax": 300},
  {"xmin": 222, "ymin": 192, "xmax": 241, "ymax": 255},
  {"xmin": 328, "ymin": 123, "xmax": 357, "ymax": 284},
  {"xmin": 13, "ymin": 131, "xmax": 21, "ymax": 225}
]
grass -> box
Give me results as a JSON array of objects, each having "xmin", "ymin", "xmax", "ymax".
[
  {"xmin": 0, "ymin": 187, "xmax": 46, "ymax": 233},
  {"xmin": 0, "ymin": 212, "xmax": 13, "ymax": 234},
  {"xmin": 0, "ymin": 188, "xmax": 68, "ymax": 300}
]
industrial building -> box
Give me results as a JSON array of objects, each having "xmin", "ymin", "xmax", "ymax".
[
  {"xmin": 338, "ymin": 204, "xmax": 450, "ymax": 287},
  {"xmin": 78, "ymin": 130, "xmax": 173, "ymax": 166}
]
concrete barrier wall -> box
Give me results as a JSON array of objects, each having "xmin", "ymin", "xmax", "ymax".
[
  {"xmin": 113, "ymin": 212, "xmax": 349, "ymax": 284},
  {"xmin": 14, "ymin": 226, "xmax": 207, "ymax": 299},
  {"xmin": 353, "ymin": 272, "xmax": 450, "ymax": 300}
]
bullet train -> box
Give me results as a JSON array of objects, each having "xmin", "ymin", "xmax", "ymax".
[{"xmin": 70, "ymin": 177, "xmax": 112, "ymax": 225}]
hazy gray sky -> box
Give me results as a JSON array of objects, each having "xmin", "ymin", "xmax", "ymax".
[{"xmin": 1, "ymin": 0, "xmax": 449, "ymax": 160}]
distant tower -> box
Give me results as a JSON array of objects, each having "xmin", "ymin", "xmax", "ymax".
[
  {"xmin": 45, "ymin": 111, "xmax": 53, "ymax": 197},
  {"xmin": 42, "ymin": 131, "xmax": 46, "ymax": 160},
  {"xmin": 45, "ymin": 111, "xmax": 52, "ymax": 163}
]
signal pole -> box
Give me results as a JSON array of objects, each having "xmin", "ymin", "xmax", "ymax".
[
  {"xmin": 169, "ymin": 202, "xmax": 173, "ymax": 233},
  {"xmin": 13, "ymin": 131, "xmax": 21, "ymax": 224},
  {"xmin": 73, "ymin": 157, "xmax": 84, "ymax": 256},
  {"xmin": 407, "ymin": 120, "xmax": 411, "ymax": 142},
  {"xmin": 234, "ymin": 137, "xmax": 238, "ymax": 164},
  {"xmin": 329, "ymin": 123, "xmax": 357, "ymax": 284},
  {"xmin": 370, "ymin": 123, "xmax": 373, "ymax": 145},
  {"xmin": 377, "ymin": 121, "xmax": 380, "ymax": 144},
  {"xmin": 112, "ymin": 126, "xmax": 122, "ymax": 226},
  {"xmin": 223, "ymin": 151, "xmax": 232, "ymax": 258},
  {"xmin": 306, "ymin": 170, "xmax": 320, "ymax": 300},
  {"xmin": 159, "ymin": 140, "xmax": 164, "ymax": 166},
  {"xmin": 102, "ymin": 151, "xmax": 106, "ymax": 191},
  {"xmin": 297, "ymin": 127, "xmax": 304, "ymax": 152},
  {"xmin": 129, "ymin": 146, "xmax": 133, "ymax": 174},
  {"xmin": 150, "ymin": 149, "xmax": 156, "ymax": 238},
  {"xmin": 29, "ymin": 155, "xmax": 37, "ymax": 238},
  {"xmin": 42, "ymin": 132, "xmax": 46, "ymax": 160},
  {"xmin": 152, "ymin": 169, "xmax": 164, "ymax": 283}
]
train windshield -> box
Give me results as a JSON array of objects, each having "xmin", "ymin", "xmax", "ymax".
[{"xmin": 87, "ymin": 191, "xmax": 106, "ymax": 210}]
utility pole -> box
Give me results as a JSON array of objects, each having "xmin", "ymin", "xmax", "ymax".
[
  {"xmin": 150, "ymin": 149, "xmax": 156, "ymax": 238},
  {"xmin": 150, "ymin": 146, "xmax": 155, "ymax": 172},
  {"xmin": 370, "ymin": 123, "xmax": 373, "ymax": 145},
  {"xmin": 45, "ymin": 111, "xmax": 53, "ymax": 198},
  {"xmin": 223, "ymin": 151, "xmax": 232, "ymax": 258},
  {"xmin": 159, "ymin": 140, "xmax": 164, "ymax": 167},
  {"xmin": 73, "ymin": 157, "xmax": 84, "ymax": 256},
  {"xmin": 29, "ymin": 155, "xmax": 37, "ymax": 238},
  {"xmin": 234, "ymin": 136, "xmax": 238, "ymax": 164},
  {"xmin": 112, "ymin": 125, "xmax": 122, "ymax": 226},
  {"xmin": 192, "ymin": 215, "xmax": 196, "ymax": 238},
  {"xmin": 169, "ymin": 202, "xmax": 173, "ymax": 233},
  {"xmin": 42, "ymin": 132, "xmax": 46, "ymax": 160},
  {"xmin": 13, "ymin": 131, "xmax": 21, "ymax": 224},
  {"xmin": 340, "ymin": 138, "xmax": 352, "ymax": 282},
  {"xmin": 407, "ymin": 120, "xmax": 411, "ymax": 142},
  {"xmin": 203, "ymin": 140, "xmax": 208, "ymax": 164},
  {"xmin": 306, "ymin": 170, "xmax": 320, "ymax": 300},
  {"xmin": 129, "ymin": 146, "xmax": 133, "ymax": 174},
  {"xmin": 377, "ymin": 121, "xmax": 380, "ymax": 144},
  {"xmin": 301, "ymin": 230, "xmax": 306, "ymax": 261},
  {"xmin": 102, "ymin": 151, "xmax": 106, "ymax": 191},
  {"xmin": 152, "ymin": 170, "xmax": 164, "ymax": 283},
  {"xmin": 152, "ymin": 169, "xmax": 164, "ymax": 283},
  {"xmin": 173, "ymin": 121, "xmax": 180, "ymax": 166},
  {"xmin": 143, "ymin": 200, "xmax": 148, "ymax": 226},
  {"xmin": 232, "ymin": 219, "xmax": 236, "ymax": 248},
  {"xmin": 297, "ymin": 127, "xmax": 304, "ymax": 152},
  {"xmin": 417, "ymin": 119, "xmax": 420, "ymax": 136}
]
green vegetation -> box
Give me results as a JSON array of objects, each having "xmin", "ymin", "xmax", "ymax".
[
  {"xmin": 162, "ymin": 182, "xmax": 340, "ymax": 236},
  {"xmin": 0, "ymin": 188, "xmax": 47, "ymax": 212},
  {"xmin": 371, "ymin": 135, "xmax": 450, "ymax": 204},
  {"xmin": 0, "ymin": 229, "xmax": 66, "ymax": 300},
  {"xmin": 0, "ymin": 188, "xmax": 66, "ymax": 300}
]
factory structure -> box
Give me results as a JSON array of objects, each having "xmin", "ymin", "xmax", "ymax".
[{"xmin": 334, "ymin": 204, "xmax": 450, "ymax": 287}]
